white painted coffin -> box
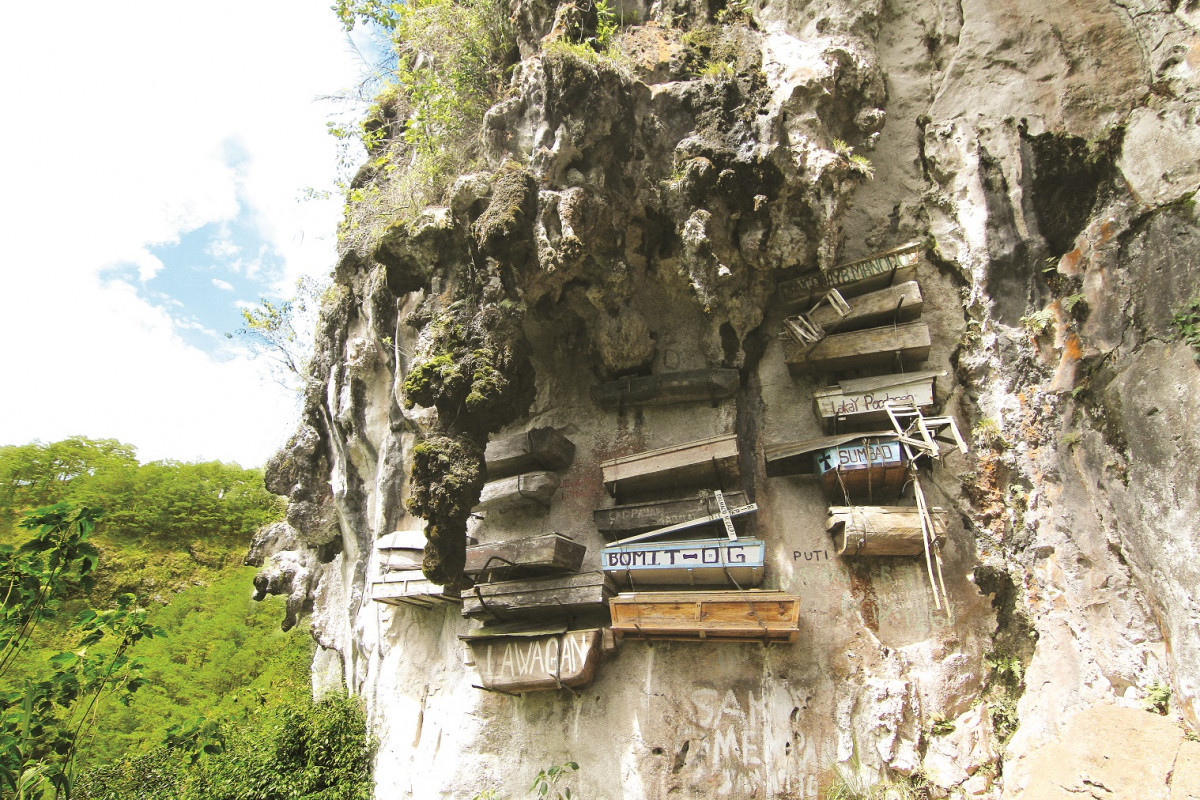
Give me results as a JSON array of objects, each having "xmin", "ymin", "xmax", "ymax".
[{"xmin": 602, "ymin": 537, "xmax": 765, "ymax": 586}]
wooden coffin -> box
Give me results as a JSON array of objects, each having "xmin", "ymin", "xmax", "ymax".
[
  {"xmin": 603, "ymin": 537, "xmax": 765, "ymax": 587},
  {"xmin": 778, "ymin": 241, "xmax": 922, "ymax": 311},
  {"xmin": 461, "ymin": 626, "xmax": 603, "ymax": 693},
  {"xmin": 816, "ymin": 436, "xmax": 908, "ymax": 499},
  {"xmin": 766, "ymin": 430, "xmax": 896, "ymax": 477},
  {"xmin": 591, "ymin": 369, "xmax": 740, "ymax": 409},
  {"xmin": 371, "ymin": 569, "xmax": 460, "ymax": 608},
  {"xmin": 593, "ymin": 490, "xmax": 751, "ymax": 538},
  {"xmin": 609, "ymin": 591, "xmax": 801, "ymax": 642},
  {"xmin": 827, "ymin": 506, "xmax": 948, "ymax": 556},
  {"xmin": 485, "ymin": 427, "xmax": 575, "ymax": 481},
  {"xmin": 375, "ymin": 530, "xmax": 426, "ymax": 570},
  {"xmin": 461, "ymin": 571, "xmax": 615, "ymax": 620},
  {"xmin": 803, "ymin": 281, "xmax": 924, "ymax": 334},
  {"xmin": 464, "ymin": 533, "xmax": 586, "ymax": 580},
  {"xmin": 475, "ymin": 471, "xmax": 560, "ymax": 512},
  {"xmin": 813, "ymin": 370, "xmax": 942, "ymax": 431},
  {"xmin": 600, "ymin": 434, "xmax": 740, "ymax": 498},
  {"xmin": 785, "ymin": 321, "xmax": 931, "ymax": 375}
]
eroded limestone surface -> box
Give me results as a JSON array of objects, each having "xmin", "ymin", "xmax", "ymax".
[{"xmin": 253, "ymin": 0, "xmax": 1200, "ymax": 797}]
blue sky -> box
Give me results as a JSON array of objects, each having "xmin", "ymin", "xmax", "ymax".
[{"xmin": 0, "ymin": 0, "xmax": 374, "ymax": 466}]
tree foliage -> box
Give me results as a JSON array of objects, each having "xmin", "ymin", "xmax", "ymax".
[
  {"xmin": 225, "ymin": 276, "xmax": 328, "ymax": 392},
  {"xmin": 0, "ymin": 438, "xmax": 284, "ymax": 549},
  {"xmin": 74, "ymin": 692, "xmax": 375, "ymax": 800},
  {"xmin": 0, "ymin": 505, "xmax": 161, "ymax": 799}
]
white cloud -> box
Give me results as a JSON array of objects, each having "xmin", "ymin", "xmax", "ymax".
[
  {"xmin": 212, "ymin": 278, "xmax": 235, "ymax": 292},
  {"xmin": 0, "ymin": 0, "xmax": 367, "ymax": 466},
  {"xmin": 207, "ymin": 238, "xmax": 241, "ymax": 262}
]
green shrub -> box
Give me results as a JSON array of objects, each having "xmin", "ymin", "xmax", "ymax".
[{"xmin": 1172, "ymin": 297, "xmax": 1200, "ymax": 359}]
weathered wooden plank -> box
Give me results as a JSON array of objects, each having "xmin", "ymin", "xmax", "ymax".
[
  {"xmin": 600, "ymin": 434, "xmax": 740, "ymax": 498},
  {"xmin": 485, "ymin": 428, "xmax": 575, "ymax": 481},
  {"xmin": 464, "ymin": 533, "xmax": 586, "ymax": 580},
  {"xmin": 475, "ymin": 471, "xmax": 560, "ymax": 512},
  {"xmin": 603, "ymin": 538, "xmax": 765, "ymax": 587},
  {"xmin": 593, "ymin": 491, "xmax": 751, "ymax": 537},
  {"xmin": 804, "ymin": 281, "xmax": 924, "ymax": 333},
  {"xmin": 461, "ymin": 572, "xmax": 614, "ymax": 619},
  {"xmin": 371, "ymin": 570, "xmax": 461, "ymax": 607},
  {"xmin": 785, "ymin": 322, "xmax": 931, "ymax": 375},
  {"xmin": 813, "ymin": 371, "xmax": 940, "ymax": 431},
  {"xmin": 778, "ymin": 241, "xmax": 923, "ymax": 311},
  {"xmin": 609, "ymin": 591, "xmax": 801, "ymax": 642},
  {"xmin": 461, "ymin": 628, "xmax": 601, "ymax": 693},
  {"xmin": 590, "ymin": 369, "xmax": 740, "ymax": 410},
  {"xmin": 827, "ymin": 506, "xmax": 947, "ymax": 556}
]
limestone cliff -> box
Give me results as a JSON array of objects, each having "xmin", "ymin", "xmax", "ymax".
[{"xmin": 253, "ymin": 1, "xmax": 1200, "ymax": 797}]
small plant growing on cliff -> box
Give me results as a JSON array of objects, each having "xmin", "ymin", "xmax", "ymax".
[
  {"xmin": 1171, "ymin": 297, "xmax": 1200, "ymax": 359},
  {"xmin": 1143, "ymin": 681, "xmax": 1171, "ymax": 715},
  {"xmin": 1021, "ymin": 307, "xmax": 1054, "ymax": 336},
  {"xmin": 530, "ymin": 760, "xmax": 579, "ymax": 799},
  {"xmin": 930, "ymin": 715, "xmax": 956, "ymax": 736},
  {"xmin": 831, "ymin": 139, "xmax": 875, "ymax": 179}
]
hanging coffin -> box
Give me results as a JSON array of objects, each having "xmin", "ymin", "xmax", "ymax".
[
  {"xmin": 484, "ymin": 427, "xmax": 575, "ymax": 481},
  {"xmin": 374, "ymin": 530, "xmax": 427, "ymax": 570},
  {"xmin": 600, "ymin": 434, "xmax": 740, "ymax": 499},
  {"xmin": 827, "ymin": 506, "xmax": 948, "ymax": 556},
  {"xmin": 593, "ymin": 491, "xmax": 752, "ymax": 538},
  {"xmin": 464, "ymin": 533, "xmax": 587, "ymax": 581},
  {"xmin": 475, "ymin": 471, "xmax": 560, "ymax": 512},
  {"xmin": 778, "ymin": 241, "xmax": 923, "ymax": 312},
  {"xmin": 609, "ymin": 590, "xmax": 801, "ymax": 642},
  {"xmin": 785, "ymin": 321, "xmax": 931, "ymax": 375},
  {"xmin": 371, "ymin": 569, "xmax": 460, "ymax": 608},
  {"xmin": 461, "ymin": 571, "xmax": 615, "ymax": 620},
  {"xmin": 590, "ymin": 369, "xmax": 740, "ymax": 409},
  {"xmin": 602, "ymin": 537, "xmax": 765, "ymax": 587},
  {"xmin": 461, "ymin": 625, "xmax": 603, "ymax": 693},
  {"xmin": 812, "ymin": 370, "xmax": 943, "ymax": 431},
  {"xmin": 815, "ymin": 436, "xmax": 908, "ymax": 499}
]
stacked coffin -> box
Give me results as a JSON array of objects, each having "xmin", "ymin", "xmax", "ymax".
[
  {"xmin": 768, "ymin": 242, "xmax": 964, "ymax": 562},
  {"xmin": 459, "ymin": 426, "xmax": 615, "ymax": 693},
  {"xmin": 370, "ymin": 529, "xmax": 462, "ymax": 608},
  {"xmin": 459, "ymin": 532, "xmax": 613, "ymax": 693},
  {"xmin": 595, "ymin": 434, "xmax": 800, "ymax": 643},
  {"xmin": 475, "ymin": 427, "xmax": 575, "ymax": 512}
]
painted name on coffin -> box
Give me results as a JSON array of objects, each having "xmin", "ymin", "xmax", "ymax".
[
  {"xmin": 815, "ymin": 440, "xmax": 902, "ymax": 475},
  {"xmin": 820, "ymin": 390, "xmax": 918, "ymax": 417},
  {"xmin": 603, "ymin": 540, "xmax": 764, "ymax": 570},
  {"xmin": 479, "ymin": 630, "xmax": 594, "ymax": 682},
  {"xmin": 780, "ymin": 245, "xmax": 921, "ymax": 303}
]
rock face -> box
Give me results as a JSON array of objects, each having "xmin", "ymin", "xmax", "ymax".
[{"xmin": 259, "ymin": 0, "xmax": 1200, "ymax": 797}]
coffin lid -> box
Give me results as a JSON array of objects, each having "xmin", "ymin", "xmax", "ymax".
[
  {"xmin": 765, "ymin": 430, "xmax": 899, "ymax": 463},
  {"xmin": 824, "ymin": 369, "xmax": 945, "ymax": 395},
  {"xmin": 376, "ymin": 530, "xmax": 427, "ymax": 550},
  {"xmin": 459, "ymin": 621, "xmax": 575, "ymax": 641}
]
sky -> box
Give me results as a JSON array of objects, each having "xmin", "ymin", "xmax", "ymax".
[{"xmin": 0, "ymin": 1, "xmax": 379, "ymax": 467}]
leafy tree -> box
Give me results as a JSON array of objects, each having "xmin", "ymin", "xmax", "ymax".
[
  {"xmin": 74, "ymin": 692, "xmax": 375, "ymax": 800},
  {"xmin": 0, "ymin": 505, "xmax": 160, "ymax": 799},
  {"xmin": 225, "ymin": 275, "xmax": 328, "ymax": 391}
]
